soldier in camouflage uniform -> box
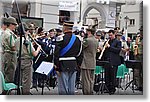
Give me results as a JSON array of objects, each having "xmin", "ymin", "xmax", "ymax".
[
  {"xmin": 0, "ymin": 17, "xmax": 8, "ymax": 72},
  {"xmin": 15, "ymin": 23, "xmax": 41, "ymax": 95},
  {"xmin": 0, "ymin": 17, "xmax": 8, "ymax": 94},
  {"xmin": 134, "ymin": 26, "xmax": 143, "ymax": 91},
  {"xmin": 1, "ymin": 17, "xmax": 18, "ymax": 83}
]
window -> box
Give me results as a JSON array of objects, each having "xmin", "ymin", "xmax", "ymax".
[
  {"xmin": 12, "ymin": 2, "xmax": 29, "ymax": 18},
  {"xmin": 129, "ymin": 19, "xmax": 135, "ymax": 26},
  {"xmin": 116, "ymin": 5, "xmax": 121, "ymax": 16},
  {"xmin": 116, "ymin": 3, "xmax": 122, "ymax": 16},
  {"xmin": 59, "ymin": 10, "xmax": 70, "ymax": 25}
]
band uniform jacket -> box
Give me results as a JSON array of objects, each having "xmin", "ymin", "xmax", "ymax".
[
  {"xmin": 81, "ymin": 36, "xmax": 99, "ymax": 69},
  {"xmin": 102, "ymin": 38, "xmax": 121, "ymax": 66},
  {"xmin": 32, "ymin": 37, "xmax": 55, "ymax": 71},
  {"xmin": 54, "ymin": 32, "xmax": 83, "ymax": 72}
]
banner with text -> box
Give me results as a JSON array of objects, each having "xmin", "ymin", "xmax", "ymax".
[{"xmin": 59, "ymin": 1, "xmax": 80, "ymax": 11}]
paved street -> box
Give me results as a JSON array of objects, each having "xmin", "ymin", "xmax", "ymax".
[
  {"xmin": 7, "ymin": 69, "xmax": 143, "ymax": 95},
  {"xmin": 29, "ymin": 85, "xmax": 142, "ymax": 95},
  {"xmin": 29, "ymin": 74, "xmax": 143, "ymax": 95}
]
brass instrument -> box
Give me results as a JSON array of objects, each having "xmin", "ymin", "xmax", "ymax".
[
  {"xmin": 134, "ymin": 36, "xmax": 140, "ymax": 56},
  {"xmin": 28, "ymin": 33, "xmax": 48, "ymax": 58},
  {"xmin": 133, "ymin": 44, "xmax": 138, "ymax": 56},
  {"xmin": 98, "ymin": 39, "xmax": 110, "ymax": 60}
]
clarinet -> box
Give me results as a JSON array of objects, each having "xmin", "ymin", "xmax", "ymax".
[{"xmin": 98, "ymin": 39, "xmax": 110, "ymax": 60}]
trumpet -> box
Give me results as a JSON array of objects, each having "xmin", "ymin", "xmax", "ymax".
[
  {"xmin": 28, "ymin": 33, "xmax": 48, "ymax": 57},
  {"xmin": 98, "ymin": 39, "xmax": 110, "ymax": 60}
]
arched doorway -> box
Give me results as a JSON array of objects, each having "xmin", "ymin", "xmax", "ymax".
[{"xmin": 82, "ymin": 3, "xmax": 107, "ymax": 29}]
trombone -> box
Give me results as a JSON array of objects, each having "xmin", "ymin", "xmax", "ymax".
[{"xmin": 28, "ymin": 33, "xmax": 48, "ymax": 58}]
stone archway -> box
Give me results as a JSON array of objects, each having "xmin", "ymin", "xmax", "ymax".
[{"xmin": 82, "ymin": 3, "xmax": 107, "ymax": 28}]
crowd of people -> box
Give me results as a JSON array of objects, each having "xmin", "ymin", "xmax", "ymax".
[{"xmin": 0, "ymin": 15, "xmax": 143, "ymax": 95}]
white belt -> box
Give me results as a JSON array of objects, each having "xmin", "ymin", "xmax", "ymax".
[{"xmin": 59, "ymin": 57, "xmax": 76, "ymax": 61}]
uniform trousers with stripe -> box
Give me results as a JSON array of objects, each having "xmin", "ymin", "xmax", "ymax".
[{"xmin": 57, "ymin": 71, "xmax": 76, "ymax": 95}]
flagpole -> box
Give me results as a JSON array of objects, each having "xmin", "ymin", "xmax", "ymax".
[{"xmin": 14, "ymin": 0, "xmax": 26, "ymax": 95}]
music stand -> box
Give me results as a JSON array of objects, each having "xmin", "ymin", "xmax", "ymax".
[
  {"xmin": 40, "ymin": 73, "xmax": 50, "ymax": 95},
  {"xmin": 124, "ymin": 60, "xmax": 142, "ymax": 93},
  {"xmin": 35, "ymin": 61, "xmax": 54, "ymax": 95},
  {"xmin": 96, "ymin": 60, "xmax": 110, "ymax": 94}
]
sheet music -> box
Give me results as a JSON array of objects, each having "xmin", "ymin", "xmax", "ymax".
[{"xmin": 35, "ymin": 61, "xmax": 54, "ymax": 75}]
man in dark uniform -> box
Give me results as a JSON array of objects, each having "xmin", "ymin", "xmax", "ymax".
[
  {"xmin": 32, "ymin": 28, "xmax": 56, "ymax": 88},
  {"xmin": 54, "ymin": 21, "xmax": 83, "ymax": 95},
  {"xmin": 102, "ymin": 30, "xmax": 121, "ymax": 94}
]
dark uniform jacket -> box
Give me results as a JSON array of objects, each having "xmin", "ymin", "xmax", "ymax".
[
  {"xmin": 33, "ymin": 37, "xmax": 56, "ymax": 71},
  {"xmin": 102, "ymin": 38, "xmax": 121, "ymax": 66},
  {"xmin": 54, "ymin": 32, "xmax": 83, "ymax": 72}
]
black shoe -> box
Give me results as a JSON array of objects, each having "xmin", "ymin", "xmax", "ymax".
[
  {"xmin": 109, "ymin": 91, "xmax": 115, "ymax": 95},
  {"xmin": 104, "ymin": 90, "xmax": 109, "ymax": 93},
  {"xmin": 31, "ymin": 85, "xmax": 38, "ymax": 91},
  {"xmin": 38, "ymin": 83, "xmax": 43, "ymax": 88},
  {"xmin": 109, "ymin": 89, "xmax": 116, "ymax": 95},
  {"xmin": 139, "ymin": 87, "xmax": 143, "ymax": 91},
  {"xmin": 31, "ymin": 84, "xmax": 37, "ymax": 89},
  {"xmin": 135, "ymin": 87, "xmax": 143, "ymax": 91}
]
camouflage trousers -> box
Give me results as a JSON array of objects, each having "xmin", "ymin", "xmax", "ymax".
[{"xmin": 3, "ymin": 52, "xmax": 17, "ymax": 83}]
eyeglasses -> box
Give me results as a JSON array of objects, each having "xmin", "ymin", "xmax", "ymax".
[{"xmin": 11, "ymin": 23, "xmax": 17, "ymax": 26}]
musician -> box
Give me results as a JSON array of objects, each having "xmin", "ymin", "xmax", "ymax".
[
  {"xmin": 46, "ymin": 29, "xmax": 57, "ymax": 88},
  {"xmin": 0, "ymin": 17, "xmax": 8, "ymax": 72},
  {"xmin": 133, "ymin": 26, "xmax": 143, "ymax": 91},
  {"xmin": 102, "ymin": 30, "xmax": 121, "ymax": 94},
  {"xmin": 15, "ymin": 23, "xmax": 41, "ymax": 94},
  {"xmin": 32, "ymin": 28, "xmax": 56, "ymax": 88},
  {"xmin": 54, "ymin": 21, "xmax": 83, "ymax": 95},
  {"xmin": 36, "ymin": 27, "xmax": 45, "ymax": 38},
  {"xmin": 28, "ymin": 23, "xmax": 36, "ymax": 38},
  {"xmin": 81, "ymin": 28, "xmax": 98, "ymax": 95},
  {"xmin": 55, "ymin": 28, "xmax": 63, "ymax": 36},
  {"xmin": 79, "ymin": 27, "xmax": 86, "ymax": 40},
  {"xmin": 114, "ymin": 27, "xmax": 120, "ymax": 36},
  {"xmin": 116, "ymin": 33, "xmax": 129, "ymax": 63},
  {"xmin": 32, "ymin": 27, "xmax": 46, "ymax": 88},
  {"xmin": 0, "ymin": 17, "xmax": 8, "ymax": 94},
  {"xmin": 37, "ymin": 28, "xmax": 56, "ymax": 62},
  {"xmin": 127, "ymin": 37, "xmax": 134, "ymax": 60},
  {"xmin": 95, "ymin": 30, "xmax": 106, "ymax": 60}
]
